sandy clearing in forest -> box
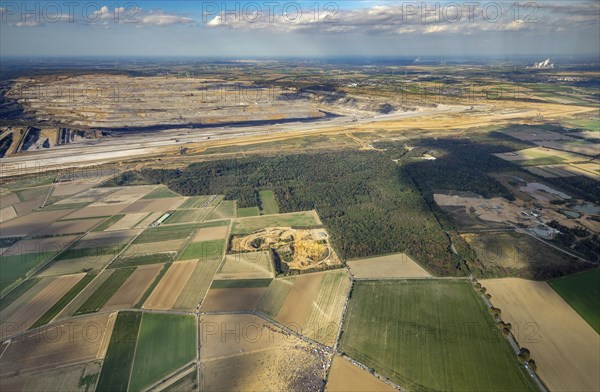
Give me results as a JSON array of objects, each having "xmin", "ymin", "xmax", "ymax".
[
  {"xmin": 200, "ymin": 288, "xmax": 267, "ymax": 312},
  {"xmin": 193, "ymin": 226, "xmax": 229, "ymax": 242},
  {"xmin": 0, "ymin": 274, "xmax": 86, "ymax": 337},
  {"xmin": 347, "ymin": 253, "xmax": 431, "ymax": 279},
  {"xmin": 483, "ymin": 278, "xmax": 600, "ymax": 392},
  {"xmin": 143, "ymin": 260, "xmax": 196, "ymax": 310},
  {"xmin": 326, "ymin": 355, "xmax": 395, "ymax": 392},
  {"xmin": 0, "ymin": 312, "xmax": 116, "ymax": 377},
  {"xmin": 276, "ymin": 273, "xmax": 323, "ymax": 327},
  {"xmin": 102, "ymin": 264, "xmax": 162, "ymax": 311}
]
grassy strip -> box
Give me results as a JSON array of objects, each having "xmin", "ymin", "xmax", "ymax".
[
  {"xmin": 30, "ymin": 274, "xmax": 96, "ymax": 328},
  {"xmin": 211, "ymin": 278, "xmax": 272, "ymax": 289},
  {"xmin": 93, "ymin": 214, "xmax": 125, "ymax": 232},
  {"xmin": 134, "ymin": 263, "xmax": 172, "ymax": 308},
  {"xmin": 96, "ymin": 311, "xmax": 142, "ymax": 392},
  {"xmin": 75, "ymin": 268, "xmax": 135, "ymax": 314},
  {"xmin": 0, "ymin": 278, "xmax": 40, "ymax": 312},
  {"xmin": 259, "ymin": 190, "xmax": 279, "ymax": 215},
  {"xmin": 178, "ymin": 240, "xmax": 225, "ymax": 261},
  {"xmin": 237, "ymin": 206, "xmax": 261, "ymax": 217}
]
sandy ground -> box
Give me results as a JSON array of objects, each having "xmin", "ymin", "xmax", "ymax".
[
  {"xmin": 193, "ymin": 226, "xmax": 230, "ymax": 242},
  {"xmin": 143, "ymin": 260, "xmax": 196, "ymax": 310},
  {"xmin": 482, "ymin": 278, "xmax": 600, "ymax": 392},
  {"xmin": 347, "ymin": 253, "xmax": 431, "ymax": 279},
  {"xmin": 326, "ymin": 355, "xmax": 395, "ymax": 392},
  {"xmin": 1, "ymin": 273, "xmax": 86, "ymax": 338},
  {"xmin": 200, "ymin": 288, "xmax": 268, "ymax": 312},
  {"xmin": 102, "ymin": 264, "xmax": 162, "ymax": 311},
  {"xmin": 105, "ymin": 213, "xmax": 148, "ymax": 231},
  {"xmin": 200, "ymin": 314, "xmax": 327, "ymax": 392},
  {"xmin": 0, "ymin": 312, "xmax": 116, "ymax": 377}
]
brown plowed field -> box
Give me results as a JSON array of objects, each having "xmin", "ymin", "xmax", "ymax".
[
  {"xmin": 326, "ymin": 355, "xmax": 395, "ymax": 392},
  {"xmin": 0, "ymin": 312, "xmax": 116, "ymax": 377},
  {"xmin": 143, "ymin": 260, "xmax": 196, "ymax": 310},
  {"xmin": 1, "ymin": 273, "xmax": 86, "ymax": 338},
  {"xmin": 102, "ymin": 264, "xmax": 162, "ymax": 311},
  {"xmin": 200, "ymin": 288, "xmax": 267, "ymax": 312}
]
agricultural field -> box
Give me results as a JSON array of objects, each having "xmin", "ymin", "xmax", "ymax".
[
  {"xmin": 96, "ymin": 311, "xmax": 142, "ymax": 392},
  {"xmin": 237, "ymin": 206, "xmax": 261, "ymax": 217},
  {"xmin": 483, "ymin": 278, "xmax": 599, "ymax": 392},
  {"xmin": 347, "ymin": 253, "xmax": 432, "ymax": 279},
  {"xmin": 201, "ymin": 285, "xmax": 269, "ymax": 312},
  {"xmin": 1, "ymin": 250, "xmax": 60, "ymax": 292},
  {"xmin": 205, "ymin": 200, "xmax": 236, "ymax": 220},
  {"xmin": 231, "ymin": 211, "xmax": 322, "ymax": 234},
  {"xmin": 75, "ymin": 268, "xmax": 135, "ymax": 314},
  {"xmin": 259, "ymin": 190, "xmax": 279, "ymax": 215},
  {"xmin": 216, "ymin": 251, "xmax": 275, "ymax": 280},
  {"xmin": 128, "ymin": 313, "xmax": 196, "ymax": 391},
  {"xmin": 1, "ymin": 360, "xmax": 102, "ymax": 392},
  {"xmin": 548, "ymin": 269, "xmax": 600, "ymax": 333},
  {"xmin": 199, "ymin": 314, "xmax": 327, "ymax": 392},
  {"xmin": 164, "ymin": 208, "xmax": 212, "ymax": 224},
  {"xmin": 192, "ymin": 225, "xmax": 229, "ymax": 242},
  {"xmin": 142, "ymin": 186, "xmax": 180, "ymax": 199},
  {"xmin": 339, "ymin": 280, "xmax": 537, "ymax": 391},
  {"xmin": 102, "ymin": 264, "xmax": 162, "ymax": 311},
  {"xmin": 143, "ymin": 260, "xmax": 196, "ymax": 310},
  {"xmin": 171, "ymin": 257, "xmax": 222, "ymax": 311},
  {"xmin": 259, "ymin": 269, "xmax": 351, "ymax": 345},
  {"xmin": 0, "ymin": 312, "xmax": 116, "ymax": 378},
  {"xmin": 0, "ymin": 273, "xmax": 85, "ymax": 336},
  {"xmin": 325, "ymin": 355, "xmax": 395, "ymax": 392},
  {"xmin": 494, "ymin": 147, "xmax": 589, "ymax": 166},
  {"xmin": 178, "ymin": 195, "xmax": 215, "ymax": 209},
  {"xmin": 177, "ymin": 239, "xmax": 225, "ymax": 261}
]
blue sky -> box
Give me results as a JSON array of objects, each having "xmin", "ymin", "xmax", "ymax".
[{"xmin": 1, "ymin": 1, "xmax": 598, "ymax": 57}]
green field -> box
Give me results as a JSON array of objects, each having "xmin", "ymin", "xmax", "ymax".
[
  {"xmin": 142, "ymin": 187, "xmax": 180, "ymax": 199},
  {"xmin": 2, "ymin": 174, "xmax": 56, "ymax": 190},
  {"xmin": 178, "ymin": 240, "xmax": 225, "ymax": 261},
  {"xmin": 134, "ymin": 224, "xmax": 199, "ymax": 244},
  {"xmin": 128, "ymin": 313, "xmax": 196, "ymax": 391},
  {"xmin": 0, "ymin": 251, "xmax": 57, "ymax": 292},
  {"xmin": 259, "ymin": 190, "xmax": 279, "ymax": 215},
  {"xmin": 96, "ymin": 311, "xmax": 142, "ymax": 392},
  {"xmin": 211, "ymin": 278, "xmax": 272, "ymax": 288},
  {"xmin": 339, "ymin": 280, "xmax": 536, "ymax": 392},
  {"xmin": 15, "ymin": 185, "xmax": 52, "ymax": 202},
  {"xmin": 257, "ymin": 278, "xmax": 295, "ymax": 316},
  {"xmin": 53, "ymin": 245, "xmax": 125, "ymax": 261},
  {"xmin": 548, "ymin": 269, "xmax": 600, "ymax": 333},
  {"xmin": 165, "ymin": 208, "xmax": 211, "ymax": 224},
  {"xmin": 237, "ymin": 206, "xmax": 261, "ymax": 218},
  {"xmin": 179, "ymin": 195, "xmax": 214, "ymax": 209},
  {"xmin": 112, "ymin": 253, "xmax": 175, "ymax": 268},
  {"xmin": 231, "ymin": 211, "xmax": 321, "ymax": 234},
  {"xmin": 31, "ymin": 274, "xmax": 96, "ymax": 328},
  {"xmin": 75, "ymin": 268, "xmax": 135, "ymax": 314},
  {"xmin": 205, "ymin": 200, "xmax": 236, "ymax": 220}
]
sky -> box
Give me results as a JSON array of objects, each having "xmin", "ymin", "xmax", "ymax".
[{"xmin": 0, "ymin": 0, "xmax": 599, "ymax": 58}]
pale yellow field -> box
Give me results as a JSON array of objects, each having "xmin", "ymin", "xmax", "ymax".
[
  {"xmin": 143, "ymin": 260, "xmax": 196, "ymax": 310},
  {"xmin": 192, "ymin": 225, "xmax": 229, "ymax": 242},
  {"xmin": 216, "ymin": 252, "xmax": 274, "ymax": 280},
  {"xmin": 483, "ymin": 278, "xmax": 600, "ymax": 392},
  {"xmin": 347, "ymin": 253, "xmax": 431, "ymax": 279},
  {"xmin": 326, "ymin": 355, "xmax": 395, "ymax": 392},
  {"xmin": 105, "ymin": 212, "xmax": 148, "ymax": 231}
]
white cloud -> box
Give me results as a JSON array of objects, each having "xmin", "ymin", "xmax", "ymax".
[{"xmin": 141, "ymin": 14, "xmax": 193, "ymax": 26}]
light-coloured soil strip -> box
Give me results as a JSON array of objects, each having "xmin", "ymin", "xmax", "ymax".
[
  {"xmin": 143, "ymin": 260, "xmax": 196, "ymax": 310},
  {"xmin": 102, "ymin": 264, "xmax": 163, "ymax": 311}
]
